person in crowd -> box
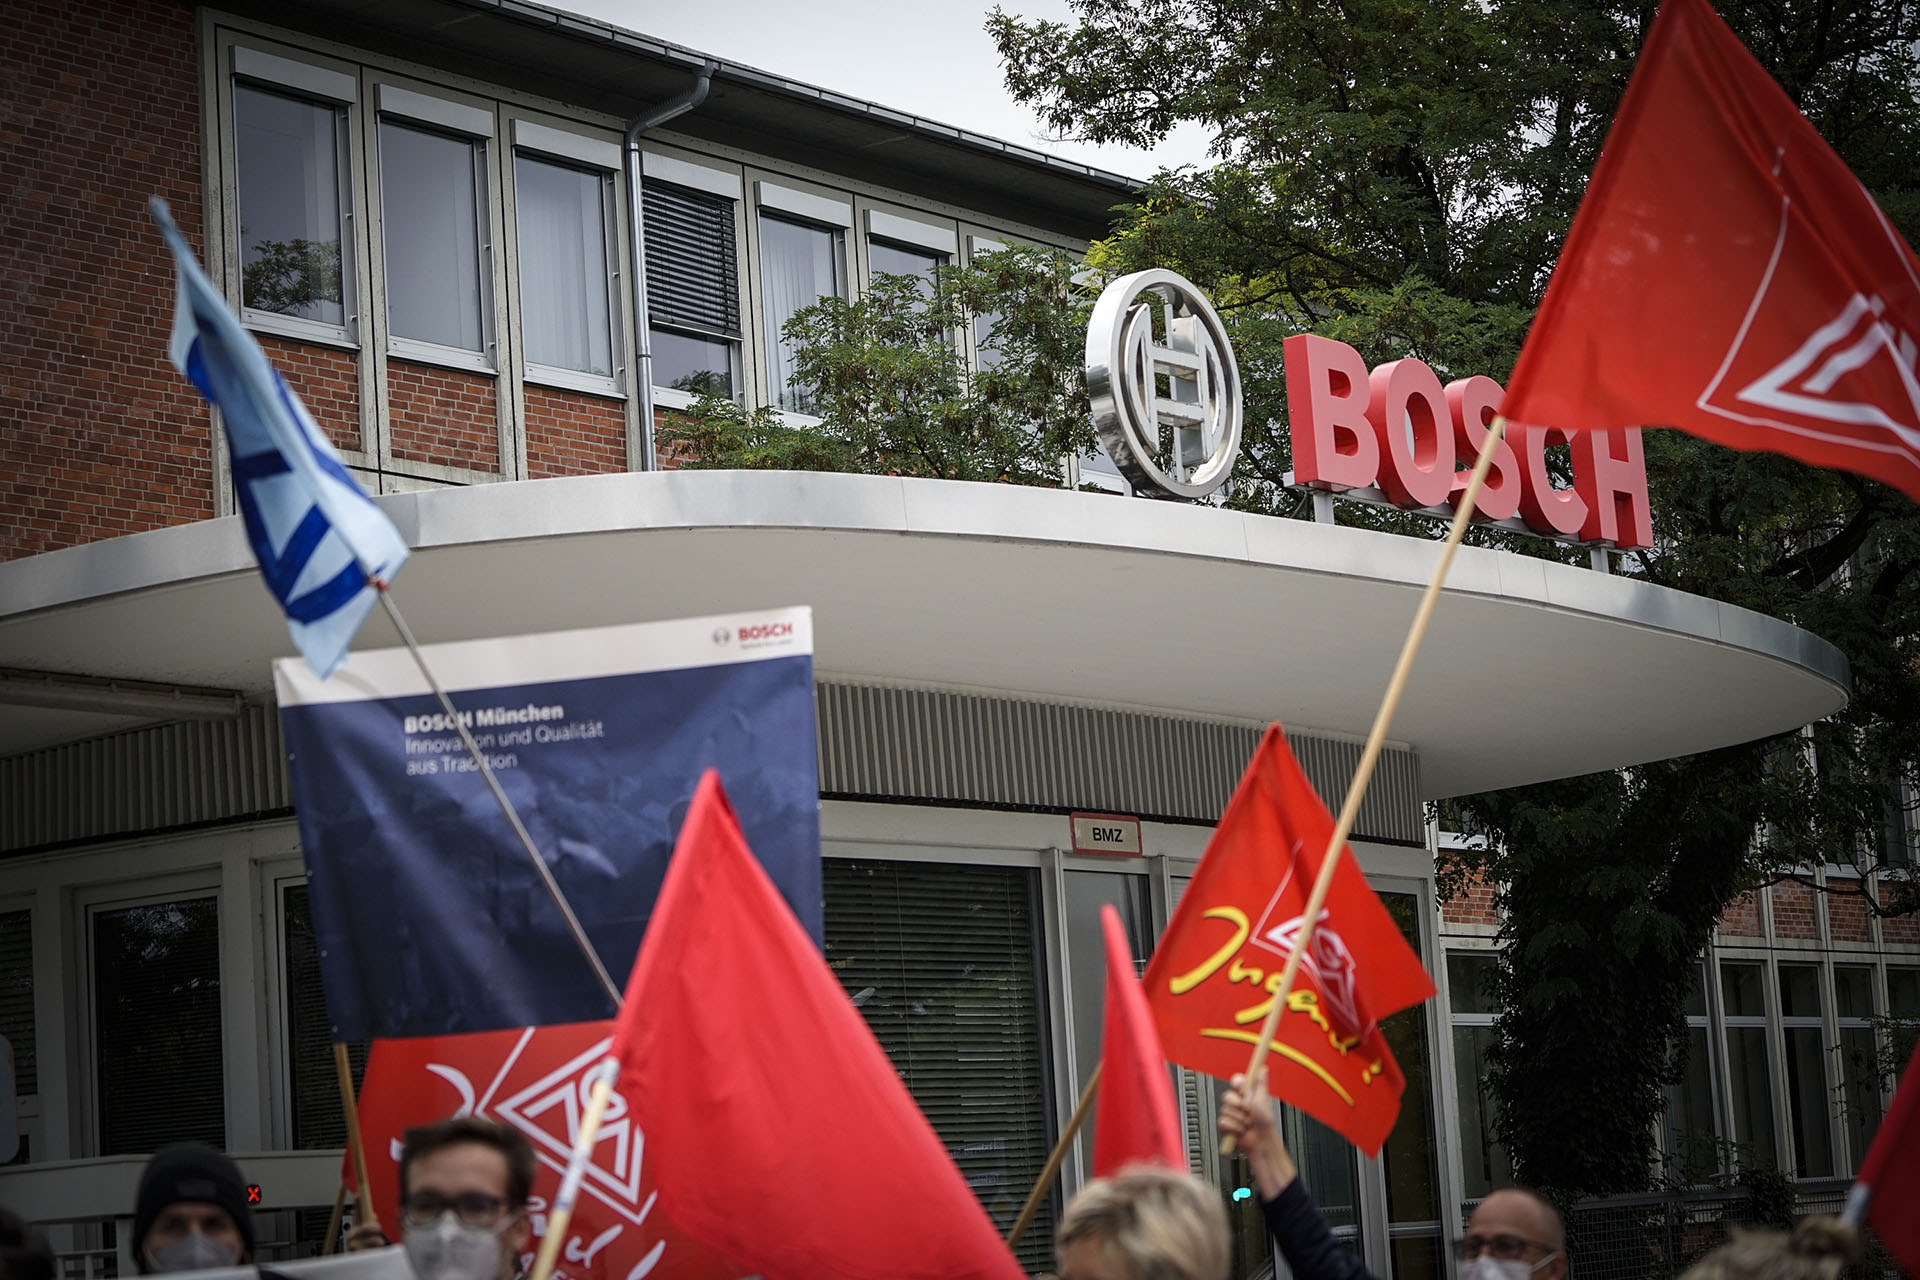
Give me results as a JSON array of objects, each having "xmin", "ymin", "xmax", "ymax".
[
  {"xmin": 0, "ymin": 1207, "xmax": 55, "ymax": 1280},
  {"xmin": 132, "ymin": 1144, "xmax": 255, "ymax": 1275},
  {"xmin": 392, "ymin": 1118, "xmax": 534, "ymax": 1280},
  {"xmin": 1053, "ymin": 1164, "xmax": 1231, "ymax": 1280},
  {"xmin": 1218, "ymin": 1073, "xmax": 1567, "ymax": 1280},
  {"xmin": 1679, "ymin": 1217, "xmax": 1859, "ymax": 1280}
]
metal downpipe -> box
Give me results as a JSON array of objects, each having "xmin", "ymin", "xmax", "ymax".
[{"xmin": 624, "ymin": 60, "xmax": 716, "ymax": 471}]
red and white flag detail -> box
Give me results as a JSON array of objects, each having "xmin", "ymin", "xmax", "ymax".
[{"xmin": 1501, "ymin": 0, "xmax": 1920, "ymax": 501}]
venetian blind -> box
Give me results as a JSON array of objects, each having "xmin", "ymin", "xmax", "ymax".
[
  {"xmin": 644, "ymin": 180, "xmax": 739, "ymax": 337},
  {"xmin": 0, "ymin": 910, "xmax": 32, "ymax": 1100},
  {"xmin": 822, "ymin": 859, "xmax": 1055, "ymax": 1271},
  {"xmin": 94, "ymin": 898, "xmax": 224, "ymax": 1154},
  {"xmin": 283, "ymin": 883, "xmax": 369, "ymax": 1149}
]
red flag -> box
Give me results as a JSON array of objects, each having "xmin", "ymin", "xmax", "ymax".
[
  {"xmin": 1093, "ymin": 904, "xmax": 1187, "ymax": 1176},
  {"xmin": 349, "ymin": 1021, "xmax": 746, "ymax": 1280},
  {"xmin": 1501, "ymin": 0, "xmax": 1920, "ymax": 501},
  {"xmin": 1858, "ymin": 1038, "xmax": 1920, "ymax": 1273},
  {"xmin": 1143, "ymin": 726, "xmax": 1436, "ymax": 1155},
  {"xmin": 609, "ymin": 771, "xmax": 1024, "ymax": 1280}
]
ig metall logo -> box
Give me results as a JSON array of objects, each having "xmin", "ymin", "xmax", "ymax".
[{"xmin": 1084, "ymin": 269, "xmax": 1242, "ymax": 500}]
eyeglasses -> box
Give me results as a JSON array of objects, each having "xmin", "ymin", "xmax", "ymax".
[
  {"xmin": 401, "ymin": 1191, "xmax": 514, "ymax": 1229},
  {"xmin": 1458, "ymin": 1233, "xmax": 1557, "ymax": 1262}
]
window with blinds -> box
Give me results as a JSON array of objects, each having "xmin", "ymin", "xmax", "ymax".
[
  {"xmin": 93, "ymin": 897, "xmax": 224, "ymax": 1154},
  {"xmin": 644, "ymin": 180, "xmax": 740, "ymax": 398},
  {"xmin": 822, "ymin": 859, "xmax": 1055, "ymax": 1270},
  {"xmin": 0, "ymin": 910, "xmax": 32, "ymax": 1099},
  {"xmin": 283, "ymin": 883, "xmax": 368, "ymax": 1149}
]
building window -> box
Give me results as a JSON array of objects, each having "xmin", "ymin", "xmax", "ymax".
[
  {"xmin": 282, "ymin": 882, "xmax": 368, "ymax": 1149},
  {"xmin": 759, "ymin": 213, "xmax": 846, "ymax": 413},
  {"xmin": 822, "ymin": 859, "xmax": 1052, "ymax": 1270},
  {"xmin": 92, "ymin": 896, "xmax": 224, "ymax": 1154},
  {"xmin": 1833, "ymin": 965, "xmax": 1881, "ymax": 1170},
  {"xmin": 1777, "ymin": 963, "xmax": 1833, "ymax": 1177},
  {"xmin": 1447, "ymin": 950, "xmax": 1511, "ymax": 1198},
  {"xmin": 645, "ymin": 180, "xmax": 740, "ymax": 399},
  {"xmin": 868, "ymin": 238, "xmax": 945, "ymax": 311},
  {"xmin": 234, "ymin": 84, "xmax": 352, "ymax": 330},
  {"xmin": 515, "ymin": 155, "xmax": 617, "ymax": 385},
  {"xmin": 378, "ymin": 119, "xmax": 489, "ymax": 361},
  {"xmin": 0, "ymin": 910, "xmax": 31, "ymax": 1165},
  {"xmin": 1378, "ymin": 893, "xmax": 1442, "ymax": 1274},
  {"xmin": 1721, "ymin": 960, "xmax": 1777, "ymax": 1168},
  {"xmin": 1664, "ymin": 963, "xmax": 1723, "ymax": 1182}
]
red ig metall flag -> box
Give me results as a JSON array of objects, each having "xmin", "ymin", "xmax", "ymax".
[
  {"xmin": 351, "ymin": 1022, "xmax": 745, "ymax": 1280},
  {"xmin": 1502, "ymin": 0, "xmax": 1920, "ymax": 501},
  {"xmin": 1144, "ymin": 727, "xmax": 1436, "ymax": 1156}
]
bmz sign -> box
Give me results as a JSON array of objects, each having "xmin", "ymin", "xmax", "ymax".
[{"xmin": 1084, "ymin": 272, "xmax": 1652, "ymax": 549}]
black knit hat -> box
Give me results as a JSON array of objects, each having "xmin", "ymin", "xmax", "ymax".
[{"xmin": 133, "ymin": 1145, "xmax": 255, "ymax": 1264}]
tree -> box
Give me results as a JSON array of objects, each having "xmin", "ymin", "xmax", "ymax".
[
  {"xmin": 990, "ymin": 0, "xmax": 1920, "ymax": 1198},
  {"xmin": 661, "ymin": 246, "xmax": 1098, "ymax": 484}
]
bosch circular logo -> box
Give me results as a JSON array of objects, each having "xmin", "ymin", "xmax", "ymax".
[
  {"xmin": 1084, "ymin": 268, "xmax": 1242, "ymax": 500},
  {"xmin": 711, "ymin": 626, "xmax": 732, "ymax": 646}
]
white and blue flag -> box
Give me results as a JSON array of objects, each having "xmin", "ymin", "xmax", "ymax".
[{"xmin": 152, "ymin": 198, "xmax": 408, "ymax": 678}]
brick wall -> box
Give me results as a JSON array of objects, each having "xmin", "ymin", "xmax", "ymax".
[
  {"xmin": 526, "ymin": 385, "xmax": 626, "ymax": 478},
  {"xmin": 259, "ymin": 336, "xmax": 360, "ymax": 453},
  {"xmin": 1770, "ymin": 879, "xmax": 1819, "ymax": 940},
  {"xmin": 1441, "ymin": 869, "xmax": 1501, "ymax": 929},
  {"xmin": 1885, "ymin": 912, "xmax": 1920, "ymax": 945},
  {"xmin": 1717, "ymin": 891, "xmax": 1763, "ymax": 937},
  {"xmin": 387, "ymin": 359, "xmax": 499, "ymax": 472},
  {"xmin": 1, "ymin": 0, "xmax": 209, "ymax": 561},
  {"xmin": 1827, "ymin": 881, "xmax": 1875, "ymax": 943}
]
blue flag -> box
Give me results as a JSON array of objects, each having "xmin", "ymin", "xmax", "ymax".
[{"xmin": 152, "ymin": 198, "xmax": 408, "ymax": 678}]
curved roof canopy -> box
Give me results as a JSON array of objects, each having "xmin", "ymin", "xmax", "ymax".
[{"xmin": 0, "ymin": 471, "xmax": 1849, "ymax": 797}]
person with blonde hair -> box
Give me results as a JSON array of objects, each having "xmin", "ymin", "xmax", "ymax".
[
  {"xmin": 1679, "ymin": 1217, "xmax": 1859, "ymax": 1280},
  {"xmin": 1054, "ymin": 1165, "xmax": 1231, "ymax": 1280}
]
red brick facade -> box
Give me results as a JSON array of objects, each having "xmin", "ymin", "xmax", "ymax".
[
  {"xmin": 526, "ymin": 385, "xmax": 626, "ymax": 478},
  {"xmin": 1440, "ymin": 869, "xmax": 1501, "ymax": 929},
  {"xmin": 1827, "ymin": 881, "xmax": 1875, "ymax": 943},
  {"xmin": 386, "ymin": 360, "xmax": 499, "ymax": 473},
  {"xmin": 1885, "ymin": 912, "xmax": 1920, "ymax": 945},
  {"xmin": 260, "ymin": 336, "xmax": 360, "ymax": 453},
  {"xmin": 1, "ymin": 0, "xmax": 209, "ymax": 562},
  {"xmin": 1770, "ymin": 879, "xmax": 1819, "ymax": 941},
  {"xmin": 1717, "ymin": 891, "xmax": 1764, "ymax": 937}
]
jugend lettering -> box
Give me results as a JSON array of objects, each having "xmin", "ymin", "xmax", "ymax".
[
  {"xmin": 402, "ymin": 704, "xmax": 565, "ymax": 735},
  {"xmin": 738, "ymin": 622, "xmax": 793, "ymax": 643}
]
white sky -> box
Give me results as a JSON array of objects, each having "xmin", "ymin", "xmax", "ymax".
[{"xmin": 551, "ymin": 0, "xmax": 1216, "ymax": 179}]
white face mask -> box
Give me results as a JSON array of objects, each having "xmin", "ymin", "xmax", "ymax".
[
  {"xmin": 404, "ymin": 1213, "xmax": 508, "ymax": 1280},
  {"xmin": 1459, "ymin": 1254, "xmax": 1557, "ymax": 1280},
  {"xmin": 147, "ymin": 1232, "xmax": 241, "ymax": 1274}
]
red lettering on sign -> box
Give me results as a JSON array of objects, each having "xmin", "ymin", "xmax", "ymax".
[
  {"xmin": 1444, "ymin": 376, "xmax": 1522, "ymax": 523},
  {"xmin": 1286, "ymin": 334, "xmax": 1379, "ymax": 491},
  {"xmin": 1367, "ymin": 359, "xmax": 1454, "ymax": 509}
]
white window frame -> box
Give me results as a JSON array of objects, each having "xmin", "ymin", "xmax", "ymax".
[
  {"xmin": 226, "ymin": 43, "xmax": 362, "ymax": 350},
  {"xmin": 372, "ymin": 81, "xmax": 499, "ymax": 375},
  {"xmin": 1776, "ymin": 961, "xmax": 1837, "ymax": 1178},
  {"xmin": 751, "ymin": 179, "xmax": 851, "ymax": 421},
  {"xmin": 1717, "ymin": 954, "xmax": 1782, "ymax": 1170},
  {"xmin": 510, "ymin": 120, "xmax": 626, "ymax": 399},
  {"xmin": 642, "ymin": 147, "xmax": 748, "ymax": 411}
]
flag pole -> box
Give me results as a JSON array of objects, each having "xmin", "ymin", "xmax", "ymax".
[
  {"xmin": 1223, "ymin": 417, "xmax": 1509, "ymax": 1155},
  {"xmin": 334, "ymin": 1043, "xmax": 381, "ymax": 1237},
  {"xmin": 527, "ymin": 1069, "xmax": 618, "ymax": 1280},
  {"xmin": 322, "ymin": 1180, "xmax": 347, "ymax": 1256},
  {"xmin": 1006, "ymin": 1064, "xmax": 1101, "ymax": 1249},
  {"xmin": 372, "ymin": 583, "xmax": 624, "ymax": 1012}
]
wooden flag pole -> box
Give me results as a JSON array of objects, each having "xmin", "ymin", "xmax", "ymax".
[
  {"xmin": 528, "ymin": 1071, "xmax": 617, "ymax": 1280},
  {"xmin": 334, "ymin": 1042, "xmax": 382, "ymax": 1235},
  {"xmin": 1222, "ymin": 417, "xmax": 1509, "ymax": 1155},
  {"xmin": 373, "ymin": 585, "xmax": 624, "ymax": 1013},
  {"xmin": 1006, "ymin": 1064, "xmax": 1102, "ymax": 1250},
  {"xmin": 322, "ymin": 1181, "xmax": 347, "ymax": 1256}
]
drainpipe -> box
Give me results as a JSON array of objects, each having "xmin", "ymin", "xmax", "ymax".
[{"xmin": 625, "ymin": 60, "xmax": 717, "ymax": 470}]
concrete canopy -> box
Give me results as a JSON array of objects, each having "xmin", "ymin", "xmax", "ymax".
[{"xmin": 0, "ymin": 471, "xmax": 1849, "ymax": 797}]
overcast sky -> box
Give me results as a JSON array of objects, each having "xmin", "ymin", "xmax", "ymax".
[{"xmin": 550, "ymin": 0, "xmax": 1216, "ymax": 179}]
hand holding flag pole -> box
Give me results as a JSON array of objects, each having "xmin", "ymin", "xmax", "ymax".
[{"xmin": 1221, "ymin": 416, "xmax": 1506, "ymax": 1154}]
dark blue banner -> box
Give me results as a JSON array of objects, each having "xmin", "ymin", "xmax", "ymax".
[{"xmin": 276, "ymin": 612, "xmax": 818, "ymax": 1041}]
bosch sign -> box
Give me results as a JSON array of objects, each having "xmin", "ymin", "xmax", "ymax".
[{"xmin": 1285, "ymin": 334, "xmax": 1653, "ymax": 549}]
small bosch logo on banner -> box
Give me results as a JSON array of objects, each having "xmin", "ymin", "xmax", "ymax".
[
  {"xmin": 711, "ymin": 626, "xmax": 732, "ymax": 646},
  {"xmin": 738, "ymin": 622, "xmax": 793, "ymax": 644}
]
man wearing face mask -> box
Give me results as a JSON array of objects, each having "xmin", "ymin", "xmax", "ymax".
[
  {"xmin": 131, "ymin": 1145, "xmax": 256, "ymax": 1275},
  {"xmin": 395, "ymin": 1119, "xmax": 535, "ymax": 1280},
  {"xmin": 1218, "ymin": 1074, "xmax": 1568, "ymax": 1280}
]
